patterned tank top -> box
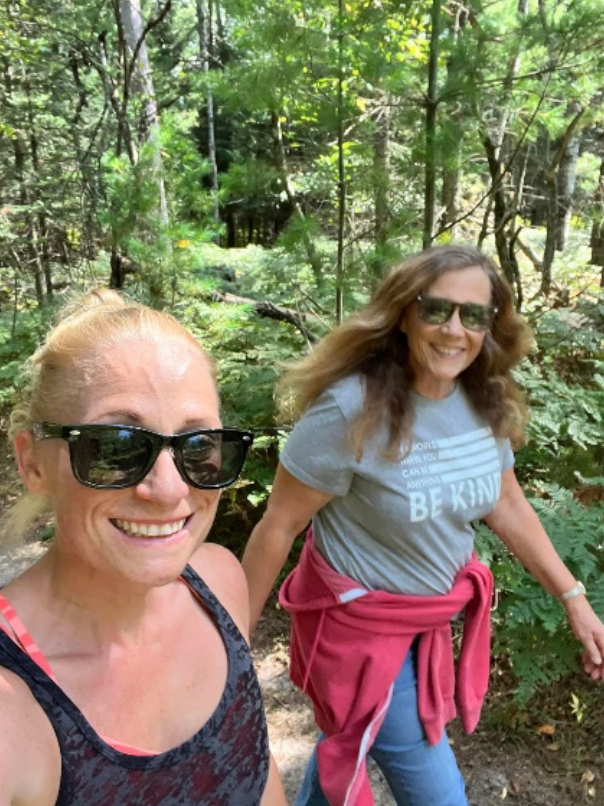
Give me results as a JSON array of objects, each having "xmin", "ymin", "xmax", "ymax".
[{"xmin": 0, "ymin": 565, "xmax": 269, "ymax": 805}]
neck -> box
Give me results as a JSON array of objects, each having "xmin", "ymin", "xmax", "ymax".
[{"xmin": 35, "ymin": 546, "xmax": 172, "ymax": 643}]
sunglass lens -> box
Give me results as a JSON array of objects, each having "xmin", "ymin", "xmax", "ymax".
[
  {"xmin": 419, "ymin": 297, "xmax": 453, "ymax": 324},
  {"xmin": 74, "ymin": 428, "xmax": 152, "ymax": 487},
  {"xmin": 460, "ymin": 304, "xmax": 491, "ymax": 331},
  {"xmin": 181, "ymin": 431, "xmax": 246, "ymax": 488}
]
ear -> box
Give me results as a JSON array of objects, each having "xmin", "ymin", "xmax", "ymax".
[{"xmin": 14, "ymin": 431, "xmax": 50, "ymax": 495}]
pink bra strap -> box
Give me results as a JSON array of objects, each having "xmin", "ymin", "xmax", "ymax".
[{"xmin": 0, "ymin": 593, "xmax": 57, "ymax": 680}]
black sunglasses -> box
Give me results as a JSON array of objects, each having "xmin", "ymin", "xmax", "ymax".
[
  {"xmin": 32, "ymin": 422, "xmax": 254, "ymax": 490},
  {"xmin": 416, "ymin": 294, "xmax": 497, "ymax": 332}
]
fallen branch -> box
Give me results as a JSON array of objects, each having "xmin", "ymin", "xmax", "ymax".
[{"xmin": 211, "ymin": 291, "xmax": 319, "ymax": 344}]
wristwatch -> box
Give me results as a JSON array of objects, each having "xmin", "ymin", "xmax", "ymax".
[{"xmin": 559, "ymin": 582, "xmax": 586, "ymax": 601}]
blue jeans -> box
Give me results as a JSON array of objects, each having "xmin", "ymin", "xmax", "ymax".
[{"xmin": 294, "ymin": 645, "xmax": 469, "ymax": 806}]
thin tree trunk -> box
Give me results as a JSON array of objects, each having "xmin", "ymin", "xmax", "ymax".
[
  {"xmin": 25, "ymin": 81, "xmax": 52, "ymax": 299},
  {"xmin": 335, "ymin": 0, "xmax": 346, "ymax": 323},
  {"xmin": 196, "ymin": 0, "xmax": 220, "ymax": 233},
  {"xmin": 438, "ymin": 0, "xmax": 469, "ymax": 238},
  {"xmin": 556, "ymin": 131, "xmax": 580, "ymax": 252},
  {"xmin": 10, "ymin": 77, "xmax": 44, "ymax": 305},
  {"xmin": 541, "ymin": 106, "xmax": 585, "ymax": 295},
  {"xmin": 271, "ymin": 111, "xmax": 323, "ymax": 288},
  {"xmin": 423, "ymin": 0, "xmax": 441, "ymax": 248},
  {"xmin": 373, "ymin": 103, "xmax": 391, "ymax": 250},
  {"xmin": 119, "ymin": 0, "xmax": 170, "ymax": 228},
  {"xmin": 483, "ymin": 133, "xmax": 520, "ymax": 302},
  {"xmin": 589, "ymin": 156, "xmax": 604, "ymax": 282}
]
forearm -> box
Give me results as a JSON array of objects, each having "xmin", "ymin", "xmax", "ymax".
[
  {"xmin": 259, "ymin": 754, "xmax": 287, "ymax": 806},
  {"xmin": 484, "ymin": 495, "xmax": 577, "ymax": 597},
  {"xmin": 242, "ymin": 517, "xmax": 298, "ymax": 634}
]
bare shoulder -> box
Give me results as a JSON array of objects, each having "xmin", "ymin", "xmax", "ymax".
[
  {"xmin": 0, "ymin": 669, "xmax": 61, "ymax": 806},
  {"xmin": 188, "ymin": 543, "xmax": 251, "ymax": 640}
]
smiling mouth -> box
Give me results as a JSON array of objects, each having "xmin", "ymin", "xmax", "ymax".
[
  {"xmin": 432, "ymin": 346, "xmax": 464, "ymax": 357},
  {"xmin": 112, "ymin": 518, "xmax": 187, "ymax": 538}
]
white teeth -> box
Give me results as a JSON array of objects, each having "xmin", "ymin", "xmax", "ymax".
[
  {"xmin": 434, "ymin": 347, "xmax": 462, "ymax": 356},
  {"xmin": 114, "ymin": 519, "xmax": 186, "ymax": 538}
]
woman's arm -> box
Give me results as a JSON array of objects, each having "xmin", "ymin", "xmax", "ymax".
[
  {"xmin": 484, "ymin": 467, "xmax": 604, "ymax": 680},
  {"xmin": 260, "ymin": 754, "xmax": 288, "ymax": 806},
  {"xmin": 0, "ymin": 672, "xmax": 61, "ymax": 806},
  {"xmin": 242, "ymin": 463, "xmax": 334, "ymax": 634}
]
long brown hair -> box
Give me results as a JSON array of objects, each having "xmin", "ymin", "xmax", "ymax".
[{"xmin": 278, "ymin": 244, "xmax": 532, "ymax": 459}]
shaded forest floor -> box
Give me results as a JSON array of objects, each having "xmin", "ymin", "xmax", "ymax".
[{"xmin": 0, "ymin": 434, "xmax": 602, "ymax": 805}]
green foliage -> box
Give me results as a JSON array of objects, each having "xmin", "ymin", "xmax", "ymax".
[
  {"xmin": 476, "ymin": 493, "xmax": 604, "ymax": 702},
  {"xmin": 0, "ymin": 303, "xmax": 56, "ymax": 407},
  {"xmin": 475, "ymin": 295, "xmax": 604, "ymax": 702}
]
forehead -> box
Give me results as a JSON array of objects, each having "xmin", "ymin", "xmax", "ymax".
[
  {"xmin": 426, "ymin": 266, "xmax": 492, "ymax": 303},
  {"xmin": 74, "ymin": 336, "xmax": 219, "ymax": 425}
]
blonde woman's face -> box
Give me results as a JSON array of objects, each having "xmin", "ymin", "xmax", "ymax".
[
  {"xmin": 31, "ymin": 336, "xmax": 222, "ymax": 589},
  {"xmin": 399, "ymin": 267, "xmax": 492, "ymax": 399}
]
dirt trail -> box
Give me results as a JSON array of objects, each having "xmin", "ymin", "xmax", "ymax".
[{"xmin": 1, "ymin": 543, "xmax": 601, "ymax": 805}]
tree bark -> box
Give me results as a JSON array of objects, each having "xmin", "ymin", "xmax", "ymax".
[
  {"xmin": 541, "ymin": 105, "xmax": 585, "ymax": 295},
  {"xmin": 483, "ymin": 133, "xmax": 521, "ymax": 305},
  {"xmin": 209, "ymin": 291, "xmax": 319, "ymax": 344},
  {"xmin": 373, "ymin": 104, "xmax": 391, "ymax": 250},
  {"xmin": 271, "ymin": 111, "xmax": 324, "ymax": 288},
  {"xmin": 555, "ymin": 131, "xmax": 580, "ymax": 252},
  {"xmin": 196, "ymin": 0, "xmax": 220, "ymax": 234},
  {"xmin": 423, "ymin": 0, "xmax": 441, "ymax": 248},
  {"xmin": 335, "ymin": 0, "xmax": 346, "ymax": 324},
  {"xmin": 119, "ymin": 0, "xmax": 170, "ymax": 228},
  {"xmin": 589, "ymin": 156, "xmax": 604, "ymax": 282}
]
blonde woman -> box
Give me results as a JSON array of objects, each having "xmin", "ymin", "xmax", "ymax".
[
  {"xmin": 0, "ymin": 290, "xmax": 285, "ymax": 806},
  {"xmin": 242, "ymin": 245, "xmax": 604, "ymax": 806}
]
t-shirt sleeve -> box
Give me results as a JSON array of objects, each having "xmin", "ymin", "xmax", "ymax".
[
  {"xmin": 497, "ymin": 437, "xmax": 515, "ymax": 472},
  {"xmin": 280, "ymin": 391, "xmax": 355, "ymax": 497}
]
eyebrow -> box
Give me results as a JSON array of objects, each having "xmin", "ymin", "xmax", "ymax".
[{"xmin": 95, "ymin": 412, "xmax": 219, "ymax": 430}]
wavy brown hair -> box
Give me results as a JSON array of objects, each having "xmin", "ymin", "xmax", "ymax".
[{"xmin": 278, "ymin": 244, "xmax": 532, "ymax": 459}]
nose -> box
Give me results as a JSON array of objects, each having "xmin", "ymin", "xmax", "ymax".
[{"xmin": 135, "ymin": 447, "xmax": 190, "ymax": 504}]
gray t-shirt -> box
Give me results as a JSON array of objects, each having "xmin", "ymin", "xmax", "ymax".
[{"xmin": 281, "ymin": 375, "xmax": 514, "ymax": 595}]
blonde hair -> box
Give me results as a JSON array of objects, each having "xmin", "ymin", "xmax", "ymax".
[
  {"xmin": 4, "ymin": 288, "xmax": 214, "ymax": 542},
  {"xmin": 278, "ymin": 244, "xmax": 532, "ymax": 459}
]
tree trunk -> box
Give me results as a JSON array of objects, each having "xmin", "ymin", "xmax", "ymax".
[
  {"xmin": 196, "ymin": 0, "xmax": 220, "ymax": 234},
  {"xmin": 271, "ymin": 111, "xmax": 323, "ymax": 288},
  {"xmin": 10, "ymin": 71, "xmax": 44, "ymax": 305},
  {"xmin": 589, "ymin": 156, "xmax": 604, "ymax": 279},
  {"xmin": 555, "ymin": 131, "xmax": 580, "ymax": 252},
  {"xmin": 119, "ymin": 0, "xmax": 170, "ymax": 228},
  {"xmin": 25, "ymin": 83, "xmax": 52, "ymax": 299},
  {"xmin": 423, "ymin": 0, "xmax": 441, "ymax": 248},
  {"xmin": 373, "ymin": 103, "xmax": 391, "ymax": 249},
  {"xmin": 483, "ymin": 133, "xmax": 521, "ymax": 304},
  {"xmin": 541, "ymin": 105, "xmax": 585, "ymax": 295},
  {"xmin": 335, "ymin": 0, "xmax": 346, "ymax": 323},
  {"xmin": 438, "ymin": 0, "xmax": 471, "ymax": 238}
]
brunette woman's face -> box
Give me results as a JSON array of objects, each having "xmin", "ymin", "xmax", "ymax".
[{"xmin": 399, "ymin": 267, "xmax": 492, "ymax": 399}]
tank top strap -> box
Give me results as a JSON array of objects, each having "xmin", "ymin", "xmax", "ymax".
[
  {"xmin": 179, "ymin": 564, "xmax": 239, "ymax": 636},
  {"xmin": 0, "ymin": 593, "xmax": 56, "ymax": 680}
]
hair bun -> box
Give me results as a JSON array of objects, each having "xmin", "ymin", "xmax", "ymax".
[{"xmin": 55, "ymin": 287, "xmax": 129, "ymax": 323}]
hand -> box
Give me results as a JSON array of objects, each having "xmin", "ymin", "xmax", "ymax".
[{"xmin": 564, "ymin": 596, "xmax": 604, "ymax": 681}]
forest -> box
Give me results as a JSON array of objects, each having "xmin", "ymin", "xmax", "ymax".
[{"xmin": 1, "ymin": 0, "xmax": 604, "ymax": 709}]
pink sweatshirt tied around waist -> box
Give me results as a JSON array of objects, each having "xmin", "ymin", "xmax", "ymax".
[{"xmin": 279, "ymin": 535, "xmax": 493, "ymax": 806}]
